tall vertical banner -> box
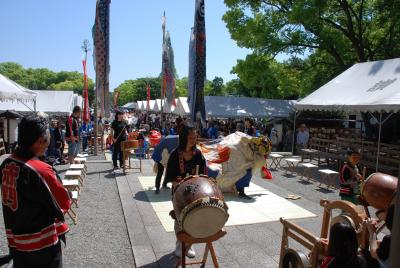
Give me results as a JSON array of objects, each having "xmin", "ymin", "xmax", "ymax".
[
  {"xmin": 161, "ymin": 15, "xmax": 177, "ymax": 109},
  {"xmin": 188, "ymin": 0, "xmax": 206, "ymax": 125},
  {"xmin": 146, "ymin": 84, "xmax": 151, "ymax": 111},
  {"xmin": 113, "ymin": 90, "xmax": 120, "ymax": 110},
  {"xmin": 92, "ymin": 0, "xmax": 111, "ymax": 118},
  {"xmin": 163, "ymin": 32, "xmax": 177, "ymax": 107},
  {"xmin": 82, "ymin": 59, "xmax": 90, "ymax": 123}
]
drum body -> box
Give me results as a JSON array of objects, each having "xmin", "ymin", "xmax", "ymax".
[
  {"xmin": 173, "ymin": 175, "xmax": 229, "ymax": 238},
  {"xmin": 361, "ymin": 172, "xmax": 398, "ymax": 210}
]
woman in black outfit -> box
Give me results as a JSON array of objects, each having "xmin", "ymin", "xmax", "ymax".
[
  {"xmin": 165, "ymin": 124, "xmax": 207, "ymax": 259},
  {"xmin": 111, "ymin": 111, "xmax": 127, "ymax": 169}
]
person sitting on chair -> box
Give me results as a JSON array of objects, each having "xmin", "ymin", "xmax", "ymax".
[{"xmin": 164, "ymin": 125, "xmax": 207, "ymax": 259}]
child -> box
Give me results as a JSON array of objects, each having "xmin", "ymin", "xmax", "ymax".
[
  {"xmin": 320, "ymin": 222, "xmax": 365, "ymax": 268},
  {"xmin": 339, "ymin": 150, "xmax": 362, "ymax": 204}
]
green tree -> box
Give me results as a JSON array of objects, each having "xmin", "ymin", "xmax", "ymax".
[
  {"xmin": 223, "ymin": 0, "xmax": 400, "ymax": 95},
  {"xmin": 116, "ymin": 77, "xmax": 162, "ymax": 106},
  {"xmin": 225, "ymin": 78, "xmax": 249, "ymax": 96},
  {"xmin": 0, "ymin": 62, "xmax": 95, "ymax": 103},
  {"xmin": 175, "ymin": 77, "xmax": 188, "ymax": 97},
  {"xmin": 206, "ymin": 76, "xmax": 225, "ymax": 96}
]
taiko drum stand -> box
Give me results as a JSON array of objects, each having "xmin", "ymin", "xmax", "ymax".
[{"xmin": 175, "ymin": 229, "xmax": 226, "ymax": 268}]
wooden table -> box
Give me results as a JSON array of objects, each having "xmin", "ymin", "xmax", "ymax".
[
  {"xmin": 318, "ymin": 169, "xmax": 339, "ymax": 189},
  {"xmin": 269, "ymin": 153, "xmax": 284, "ymax": 169}
]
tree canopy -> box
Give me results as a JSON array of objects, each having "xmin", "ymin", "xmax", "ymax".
[{"xmin": 223, "ymin": 0, "xmax": 400, "ymax": 97}]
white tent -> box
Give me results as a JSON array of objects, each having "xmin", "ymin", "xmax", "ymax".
[
  {"xmin": 296, "ymin": 58, "xmax": 400, "ymax": 113},
  {"xmin": 137, "ymin": 101, "xmax": 144, "ymax": 110},
  {"xmin": 163, "ymin": 98, "xmax": 177, "ymax": 113},
  {"xmin": 174, "ymin": 97, "xmax": 190, "ymax": 116},
  {"xmin": 204, "ymin": 96, "xmax": 295, "ymax": 118},
  {"xmin": 122, "ymin": 102, "xmax": 138, "ymax": 109},
  {"xmin": 0, "ymin": 90, "xmax": 75, "ymax": 115},
  {"xmin": 149, "ymin": 100, "xmax": 156, "ymax": 111},
  {"xmin": 295, "ymin": 58, "xmax": 400, "ymax": 170},
  {"xmin": 154, "ymin": 99, "xmax": 162, "ymax": 112},
  {"xmin": 0, "ymin": 74, "xmax": 37, "ymax": 110}
]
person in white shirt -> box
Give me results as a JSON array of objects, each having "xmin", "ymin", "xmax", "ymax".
[{"xmin": 296, "ymin": 124, "xmax": 309, "ymax": 151}]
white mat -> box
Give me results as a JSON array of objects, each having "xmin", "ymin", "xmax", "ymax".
[{"xmin": 138, "ymin": 176, "xmax": 316, "ymax": 232}]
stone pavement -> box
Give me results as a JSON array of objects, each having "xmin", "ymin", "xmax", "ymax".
[
  {"xmin": 0, "ymin": 154, "xmax": 341, "ymax": 268},
  {"xmin": 116, "ymin": 159, "xmax": 340, "ymax": 268}
]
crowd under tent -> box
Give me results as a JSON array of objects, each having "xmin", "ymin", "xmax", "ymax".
[
  {"xmin": 295, "ymin": 57, "xmax": 400, "ymax": 172},
  {"xmin": 0, "ymin": 90, "xmax": 77, "ymax": 116},
  {"xmin": 0, "ymin": 74, "xmax": 37, "ymax": 111}
]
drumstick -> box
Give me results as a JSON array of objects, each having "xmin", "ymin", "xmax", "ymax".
[{"xmin": 195, "ymin": 165, "xmax": 199, "ymax": 175}]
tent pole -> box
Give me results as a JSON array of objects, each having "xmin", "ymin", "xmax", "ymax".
[
  {"xmin": 291, "ymin": 110, "xmax": 297, "ymax": 155},
  {"xmin": 375, "ymin": 112, "xmax": 383, "ymax": 172}
]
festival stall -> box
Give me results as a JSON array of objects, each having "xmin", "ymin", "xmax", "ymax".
[{"xmin": 295, "ymin": 58, "xmax": 400, "ymax": 173}]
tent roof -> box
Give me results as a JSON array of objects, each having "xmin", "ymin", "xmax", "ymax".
[
  {"xmin": 0, "ymin": 74, "xmax": 37, "ymax": 103},
  {"xmin": 296, "ymin": 58, "xmax": 400, "ymax": 113},
  {"xmin": 204, "ymin": 96, "xmax": 295, "ymax": 118},
  {"xmin": 122, "ymin": 102, "xmax": 138, "ymax": 109},
  {"xmin": 0, "ymin": 90, "xmax": 75, "ymax": 115}
]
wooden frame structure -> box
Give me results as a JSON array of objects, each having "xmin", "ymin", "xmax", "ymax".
[{"xmin": 279, "ymin": 199, "xmax": 368, "ymax": 268}]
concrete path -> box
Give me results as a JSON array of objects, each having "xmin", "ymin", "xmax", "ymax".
[{"xmin": 116, "ymin": 159, "xmax": 340, "ymax": 268}]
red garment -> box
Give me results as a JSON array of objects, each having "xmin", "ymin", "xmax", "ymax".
[{"xmin": 1, "ymin": 155, "xmax": 71, "ymax": 252}]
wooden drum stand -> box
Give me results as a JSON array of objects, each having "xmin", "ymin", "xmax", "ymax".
[{"xmin": 175, "ymin": 229, "xmax": 226, "ymax": 268}]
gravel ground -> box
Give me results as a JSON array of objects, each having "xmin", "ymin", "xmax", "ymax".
[{"xmin": 0, "ymin": 156, "xmax": 135, "ymax": 268}]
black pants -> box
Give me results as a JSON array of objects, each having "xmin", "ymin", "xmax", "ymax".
[
  {"xmin": 155, "ymin": 162, "xmax": 167, "ymax": 190},
  {"xmin": 112, "ymin": 142, "xmax": 123, "ymax": 167},
  {"xmin": 11, "ymin": 242, "xmax": 62, "ymax": 268}
]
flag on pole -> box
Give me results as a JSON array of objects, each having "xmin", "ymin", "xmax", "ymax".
[
  {"xmin": 82, "ymin": 59, "xmax": 90, "ymax": 123},
  {"xmin": 147, "ymin": 84, "xmax": 151, "ymax": 111},
  {"xmin": 92, "ymin": 0, "xmax": 111, "ymax": 118},
  {"xmin": 188, "ymin": 0, "xmax": 206, "ymax": 126}
]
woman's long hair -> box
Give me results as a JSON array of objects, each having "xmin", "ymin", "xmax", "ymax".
[
  {"xmin": 327, "ymin": 223, "xmax": 360, "ymax": 267},
  {"xmin": 178, "ymin": 124, "xmax": 195, "ymax": 150}
]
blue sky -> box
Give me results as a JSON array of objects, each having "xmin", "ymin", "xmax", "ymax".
[{"xmin": 0, "ymin": 0, "xmax": 251, "ymax": 90}]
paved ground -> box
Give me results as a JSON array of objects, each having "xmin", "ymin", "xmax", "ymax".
[
  {"xmin": 117, "ymin": 158, "xmax": 341, "ymax": 268},
  {"xmin": 0, "ymin": 154, "xmax": 342, "ymax": 268}
]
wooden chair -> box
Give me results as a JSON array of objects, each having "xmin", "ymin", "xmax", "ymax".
[{"xmin": 121, "ymin": 140, "xmax": 143, "ymax": 173}]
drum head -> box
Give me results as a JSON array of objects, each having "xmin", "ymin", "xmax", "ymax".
[{"xmin": 183, "ymin": 207, "xmax": 228, "ymax": 238}]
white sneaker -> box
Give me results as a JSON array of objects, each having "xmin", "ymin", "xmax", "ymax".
[
  {"xmin": 186, "ymin": 246, "xmax": 196, "ymax": 259},
  {"xmin": 174, "ymin": 243, "xmax": 196, "ymax": 259}
]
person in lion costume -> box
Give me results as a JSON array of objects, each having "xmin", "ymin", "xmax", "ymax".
[{"xmin": 154, "ymin": 131, "xmax": 272, "ymax": 199}]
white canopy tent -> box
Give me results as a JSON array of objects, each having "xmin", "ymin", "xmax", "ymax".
[
  {"xmin": 122, "ymin": 102, "xmax": 138, "ymax": 109},
  {"xmin": 0, "ymin": 74, "xmax": 37, "ymax": 111},
  {"xmin": 0, "ymin": 90, "xmax": 75, "ymax": 115},
  {"xmin": 174, "ymin": 97, "xmax": 190, "ymax": 116},
  {"xmin": 204, "ymin": 96, "xmax": 295, "ymax": 118},
  {"xmin": 137, "ymin": 101, "xmax": 144, "ymax": 110},
  {"xmin": 295, "ymin": 58, "xmax": 400, "ymax": 170}
]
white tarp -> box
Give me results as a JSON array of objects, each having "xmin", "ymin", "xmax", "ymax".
[
  {"xmin": 163, "ymin": 98, "xmax": 177, "ymax": 113},
  {"xmin": 204, "ymin": 96, "xmax": 295, "ymax": 118},
  {"xmin": 137, "ymin": 101, "xmax": 144, "ymax": 110},
  {"xmin": 0, "ymin": 74, "xmax": 36, "ymax": 103},
  {"xmin": 0, "ymin": 90, "xmax": 75, "ymax": 115},
  {"xmin": 174, "ymin": 97, "xmax": 190, "ymax": 116},
  {"xmin": 296, "ymin": 58, "xmax": 400, "ymax": 113},
  {"xmin": 173, "ymin": 96, "xmax": 295, "ymax": 118},
  {"xmin": 122, "ymin": 102, "xmax": 138, "ymax": 109}
]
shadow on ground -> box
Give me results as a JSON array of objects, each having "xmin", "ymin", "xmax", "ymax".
[{"xmin": 139, "ymin": 252, "xmax": 177, "ymax": 268}]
